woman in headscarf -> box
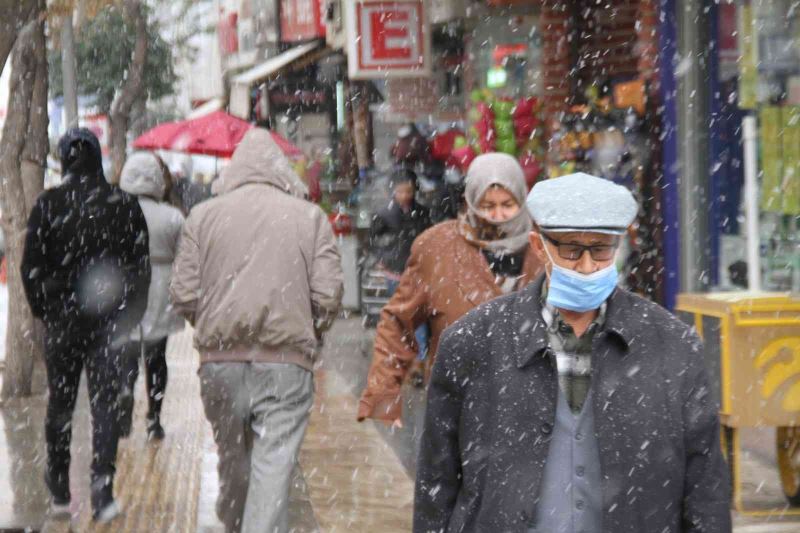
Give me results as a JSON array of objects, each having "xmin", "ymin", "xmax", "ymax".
[{"xmin": 358, "ymin": 153, "xmax": 543, "ymax": 424}]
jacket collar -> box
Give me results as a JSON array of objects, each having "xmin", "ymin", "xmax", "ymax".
[
  {"xmin": 516, "ymin": 275, "xmax": 632, "ymax": 369},
  {"xmin": 453, "ymin": 238, "xmax": 543, "ymax": 307}
]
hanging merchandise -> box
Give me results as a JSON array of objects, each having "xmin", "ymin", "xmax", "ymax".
[
  {"xmin": 430, "ymin": 128, "xmax": 466, "ymax": 162},
  {"xmin": 464, "ymin": 89, "xmax": 545, "ymax": 188},
  {"xmin": 513, "ymin": 97, "xmax": 545, "ymax": 188},
  {"xmin": 738, "ymin": 5, "xmax": 758, "ymax": 109},
  {"xmin": 760, "ymin": 108, "xmax": 783, "ymax": 213},
  {"xmin": 546, "ymin": 79, "xmax": 651, "ymax": 189},
  {"xmin": 760, "ymin": 106, "xmax": 800, "ymax": 215},
  {"xmin": 493, "ymin": 98, "xmax": 516, "ymax": 155},
  {"xmin": 781, "ymin": 107, "xmax": 800, "ymax": 215},
  {"xmin": 467, "ymin": 92, "xmax": 497, "ymax": 154}
]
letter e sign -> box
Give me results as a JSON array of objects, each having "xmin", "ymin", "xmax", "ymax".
[{"xmin": 347, "ymin": 0, "xmax": 430, "ymax": 79}]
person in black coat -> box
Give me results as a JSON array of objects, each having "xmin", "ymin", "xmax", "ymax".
[
  {"xmin": 20, "ymin": 128, "xmax": 151, "ymax": 521},
  {"xmin": 369, "ymin": 168, "xmax": 431, "ymax": 280}
]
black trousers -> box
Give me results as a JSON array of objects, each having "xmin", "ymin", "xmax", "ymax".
[
  {"xmin": 120, "ymin": 337, "xmax": 168, "ymax": 420},
  {"xmin": 44, "ymin": 329, "xmax": 122, "ymax": 503}
]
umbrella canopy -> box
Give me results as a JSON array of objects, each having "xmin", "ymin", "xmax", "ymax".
[
  {"xmin": 131, "ymin": 120, "xmax": 185, "ymax": 152},
  {"xmin": 133, "ymin": 111, "xmax": 303, "ymax": 159}
]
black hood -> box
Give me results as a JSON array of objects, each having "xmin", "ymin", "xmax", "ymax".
[{"xmin": 58, "ymin": 128, "xmax": 105, "ymax": 180}]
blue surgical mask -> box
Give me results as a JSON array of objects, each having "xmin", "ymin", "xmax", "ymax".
[{"xmin": 541, "ymin": 236, "xmax": 618, "ymax": 312}]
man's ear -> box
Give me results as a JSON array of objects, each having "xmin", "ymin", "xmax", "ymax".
[{"xmin": 530, "ymin": 230, "xmax": 547, "ymax": 263}]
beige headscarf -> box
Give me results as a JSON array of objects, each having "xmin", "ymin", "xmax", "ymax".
[{"xmin": 460, "ymin": 153, "xmax": 532, "ymax": 254}]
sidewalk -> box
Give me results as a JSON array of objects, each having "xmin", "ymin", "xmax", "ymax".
[
  {"xmin": 0, "ymin": 328, "xmax": 207, "ymax": 531},
  {"xmin": 0, "ymin": 319, "xmax": 415, "ymax": 532},
  {"xmin": 1, "ymin": 317, "xmax": 798, "ymax": 531}
]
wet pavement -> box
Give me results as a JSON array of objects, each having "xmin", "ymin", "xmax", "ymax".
[{"xmin": 0, "ymin": 316, "xmax": 799, "ymax": 531}]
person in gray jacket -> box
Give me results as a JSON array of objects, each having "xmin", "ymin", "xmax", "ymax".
[
  {"xmin": 118, "ymin": 152, "xmax": 186, "ymax": 440},
  {"xmin": 414, "ymin": 172, "xmax": 731, "ymax": 533},
  {"xmin": 170, "ymin": 128, "xmax": 343, "ymax": 533}
]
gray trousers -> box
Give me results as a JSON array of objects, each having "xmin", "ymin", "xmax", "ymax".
[{"xmin": 199, "ymin": 362, "xmax": 314, "ymax": 533}]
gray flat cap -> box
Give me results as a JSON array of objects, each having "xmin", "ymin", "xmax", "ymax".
[{"xmin": 526, "ymin": 172, "xmax": 637, "ymax": 235}]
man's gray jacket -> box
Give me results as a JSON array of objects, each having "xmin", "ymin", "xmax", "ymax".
[{"xmin": 414, "ymin": 275, "xmax": 731, "ymax": 533}]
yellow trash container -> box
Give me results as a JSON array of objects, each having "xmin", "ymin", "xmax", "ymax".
[{"xmin": 676, "ymin": 292, "xmax": 800, "ymax": 512}]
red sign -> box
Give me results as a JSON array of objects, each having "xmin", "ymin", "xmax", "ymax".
[
  {"xmin": 280, "ymin": 0, "xmax": 325, "ymax": 42},
  {"xmin": 347, "ymin": 0, "xmax": 430, "ymax": 78},
  {"xmin": 493, "ymin": 44, "xmax": 528, "ymax": 65},
  {"xmin": 718, "ymin": 3, "xmax": 738, "ymax": 57}
]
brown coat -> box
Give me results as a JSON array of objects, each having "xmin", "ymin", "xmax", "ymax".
[{"xmin": 357, "ymin": 220, "xmax": 543, "ymax": 421}]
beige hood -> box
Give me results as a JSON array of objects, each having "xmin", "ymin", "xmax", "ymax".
[{"xmin": 220, "ymin": 128, "xmax": 308, "ymax": 198}]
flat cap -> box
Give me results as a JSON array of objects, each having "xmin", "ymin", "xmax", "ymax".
[{"xmin": 526, "ymin": 172, "xmax": 637, "ymax": 235}]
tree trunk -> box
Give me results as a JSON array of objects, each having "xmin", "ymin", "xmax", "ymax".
[
  {"xmin": 0, "ymin": 5, "xmax": 49, "ymax": 399},
  {"xmin": 130, "ymin": 92, "xmax": 147, "ymax": 138},
  {"xmin": 0, "ymin": 0, "xmax": 38, "ymax": 75},
  {"xmin": 61, "ymin": 11, "xmax": 79, "ymax": 129},
  {"xmin": 109, "ymin": 0, "xmax": 147, "ymax": 183}
]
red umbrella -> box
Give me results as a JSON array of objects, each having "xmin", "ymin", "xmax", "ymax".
[
  {"xmin": 133, "ymin": 111, "xmax": 303, "ymax": 158},
  {"xmin": 131, "ymin": 120, "xmax": 185, "ymax": 151}
]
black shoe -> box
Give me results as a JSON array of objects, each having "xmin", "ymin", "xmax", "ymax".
[
  {"xmin": 118, "ymin": 389, "xmax": 134, "ymax": 437},
  {"xmin": 91, "ymin": 475, "xmax": 120, "ymax": 522},
  {"xmin": 146, "ymin": 417, "xmax": 165, "ymax": 441}
]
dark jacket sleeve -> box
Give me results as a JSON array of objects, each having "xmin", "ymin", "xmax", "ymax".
[
  {"xmin": 118, "ymin": 199, "xmax": 151, "ymax": 327},
  {"xmin": 369, "ymin": 211, "xmax": 389, "ymax": 248},
  {"xmin": 414, "ymin": 325, "xmax": 466, "ymax": 532},
  {"xmin": 681, "ymin": 335, "xmax": 732, "ymax": 533},
  {"xmin": 20, "ymin": 197, "xmax": 61, "ymax": 319}
]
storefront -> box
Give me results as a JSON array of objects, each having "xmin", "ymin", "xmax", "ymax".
[
  {"xmin": 338, "ymin": 0, "xmax": 668, "ymax": 300},
  {"xmin": 701, "ymin": 0, "xmax": 800, "ymax": 294},
  {"xmin": 225, "ymin": 0, "xmax": 347, "ymax": 163},
  {"xmin": 440, "ymin": 0, "xmax": 665, "ymax": 300}
]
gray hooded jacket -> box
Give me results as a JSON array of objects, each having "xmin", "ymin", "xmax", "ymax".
[
  {"xmin": 120, "ymin": 152, "xmax": 186, "ymax": 342},
  {"xmin": 169, "ymin": 128, "xmax": 343, "ymax": 370}
]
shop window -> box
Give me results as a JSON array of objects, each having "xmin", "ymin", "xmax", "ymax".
[{"xmin": 711, "ymin": 0, "xmax": 800, "ymax": 292}]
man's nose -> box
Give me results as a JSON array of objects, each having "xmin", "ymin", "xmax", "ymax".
[{"xmin": 574, "ymin": 249, "xmax": 597, "ymax": 274}]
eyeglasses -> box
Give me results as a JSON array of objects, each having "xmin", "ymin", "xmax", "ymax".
[{"xmin": 542, "ymin": 234, "xmax": 619, "ymax": 261}]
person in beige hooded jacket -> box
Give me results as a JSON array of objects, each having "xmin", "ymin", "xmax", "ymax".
[{"xmin": 170, "ymin": 128, "xmax": 343, "ymax": 533}]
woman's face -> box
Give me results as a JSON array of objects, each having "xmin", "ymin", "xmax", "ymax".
[{"xmin": 478, "ymin": 185, "xmax": 520, "ymax": 223}]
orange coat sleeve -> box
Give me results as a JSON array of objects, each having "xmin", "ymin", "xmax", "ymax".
[{"xmin": 357, "ymin": 238, "xmax": 431, "ymax": 421}]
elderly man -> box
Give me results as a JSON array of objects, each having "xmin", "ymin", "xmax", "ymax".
[{"xmin": 414, "ymin": 172, "xmax": 730, "ymax": 533}]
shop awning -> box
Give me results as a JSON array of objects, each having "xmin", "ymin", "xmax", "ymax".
[
  {"xmin": 233, "ymin": 42, "xmax": 320, "ymax": 86},
  {"xmin": 230, "ymin": 42, "xmax": 321, "ymax": 118}
]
